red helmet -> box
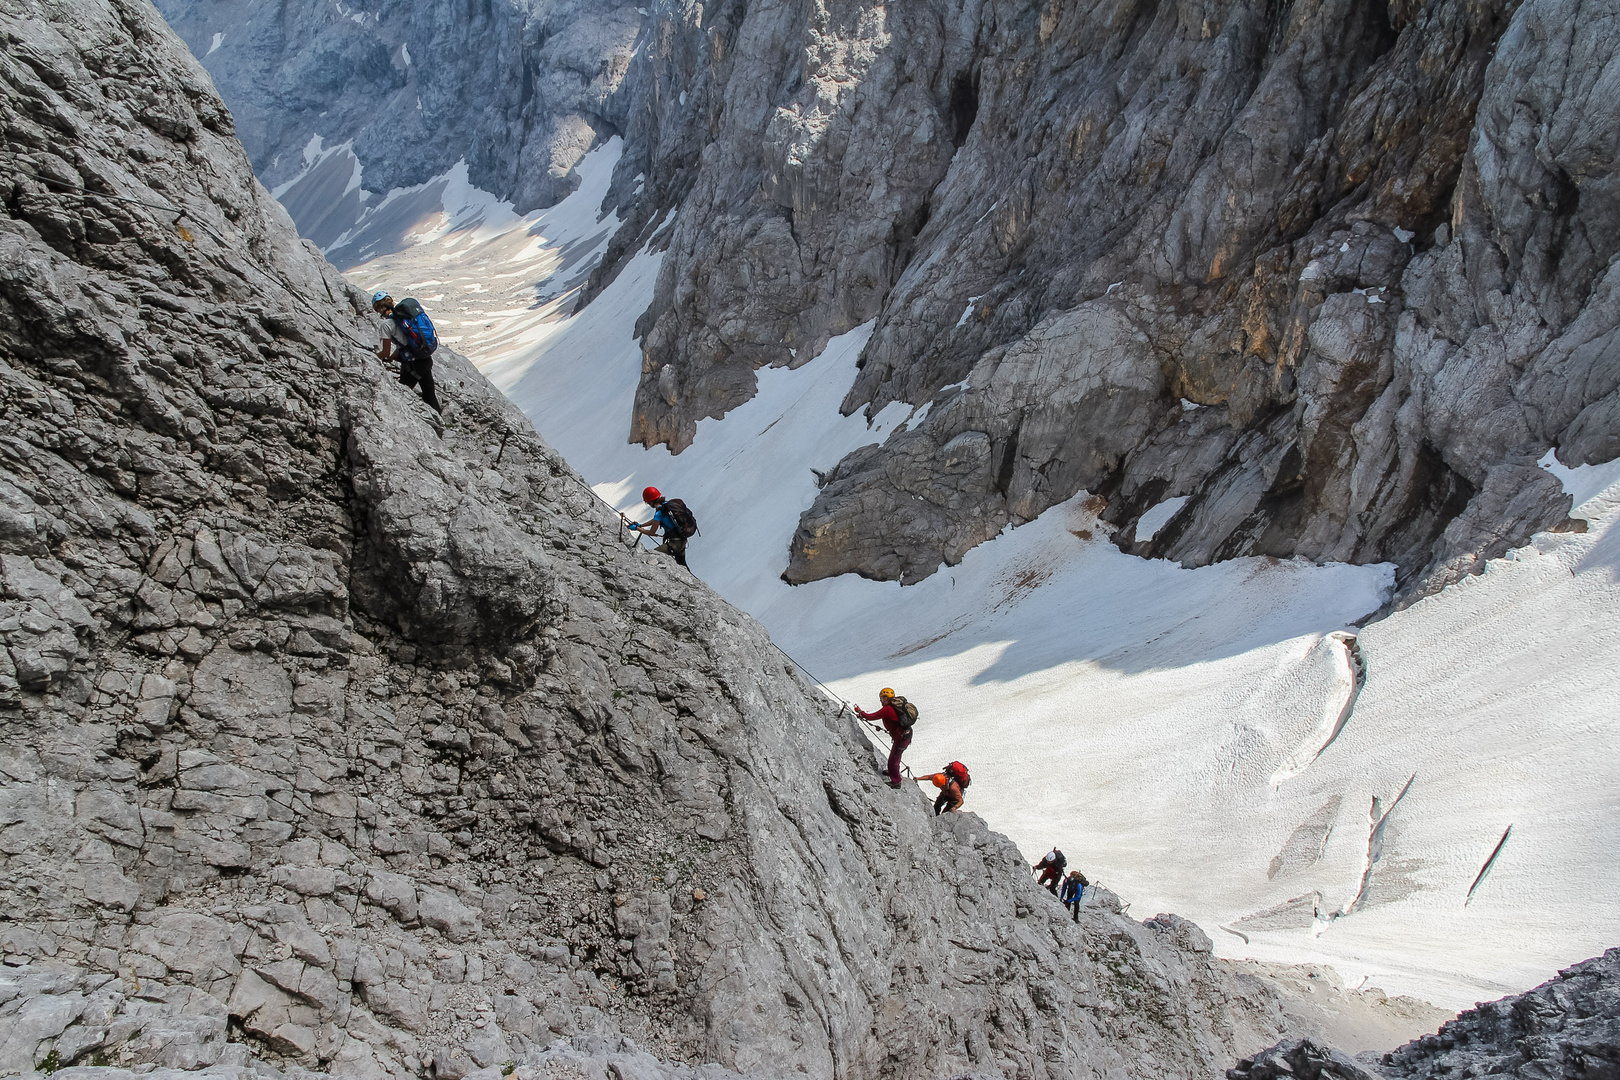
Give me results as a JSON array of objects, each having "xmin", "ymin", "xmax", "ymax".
[{"xmin": 642, "ymin": 486, "xmax": 662, "ymax": 504}]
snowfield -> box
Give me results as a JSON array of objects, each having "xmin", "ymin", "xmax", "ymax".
[{"xmin": 344, "ymin": 144, "xmax": 1620, "ymax": 1010}]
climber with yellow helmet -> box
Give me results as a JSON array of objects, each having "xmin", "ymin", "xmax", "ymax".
[{"xmin": 855, "ymin": 687, "xmax": 917, "ymax": 788}]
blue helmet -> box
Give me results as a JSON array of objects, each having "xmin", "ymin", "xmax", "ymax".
[{"xmin": 371, "ymin": 290, "xmax": 391, "ymax": 308}]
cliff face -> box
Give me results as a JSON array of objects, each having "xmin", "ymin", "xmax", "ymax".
[
  {"xmin": 149, "ymin": 0, "xmax": 643, "ymax": 219},
  {"xmin": 0, "ymin": 3, "xmax": 1312, "ymax": 1079},
  {"xmin": 586, "ymin": 0, "xmax": 1619, "ymax": 595},
  {"xmin": 152, "ymin": 0, "xmax": 1620, "ymax": 597}
]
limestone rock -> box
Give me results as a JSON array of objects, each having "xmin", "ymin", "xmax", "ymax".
[
  {"xmin": 1226, "ymin": 1038, "xmax": 1383, "ymax": 1080},
  {"xmin": 1378, "ymin": 947, "xmax": 1620, "ymax": 1078},
  {"xmin": 0, "ymin": 3, "xmax": 1465, "ymax": 1080},
  {"xmin": 149, "ymin": 0, "xmax": 646, "ymax": 224},
  {"xmin": 1233, "ymin": 948, "xmax": 1620, "ymax": 1078},
  {"xmin": 577, "ymin": 0, "xmax": 1616, "ymax": 601}
]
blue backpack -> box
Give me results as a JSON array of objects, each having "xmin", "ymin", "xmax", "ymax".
[{"xmin": 391, "ymin": 297, "xmax": 438, "ymax": 358}]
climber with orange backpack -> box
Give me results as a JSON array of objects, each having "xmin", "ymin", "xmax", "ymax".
[
  {"xmin": 625, "ymin": 486, "xmax": 699, "ymax": 567},
  {"xmin": 855, "ymin": 687, "xmax": 918, "ymax": 788},
  {"xmin": 916, "ymin": 760, "xmax": 969, "ymax": 815}
]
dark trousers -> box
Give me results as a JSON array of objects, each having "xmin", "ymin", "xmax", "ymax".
[
  {"xmin": 399, "ymin": 354, "xmax": 440, "ymax": 412},
  {"xmin": 1039, "ymin": 867, "xmax": 1062, "ymax": 894},
  {"xmin": 1066, "ymin": 887, "xmax": 1084, "ymax": 920},
  {"xmin": 655, "ymin": 534, "xmax": 688, "ymax": 567},
  {"xmin": 934, "ymin": 787, "xmax": 961, "ymax": 815},
  {"xmin": 886, "ymin": 731, "xmax": 911, "ymax": 784}
]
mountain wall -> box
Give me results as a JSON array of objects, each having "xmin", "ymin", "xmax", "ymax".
[
  {"xmin": 589, "ymin": 0, "xmax": 1620, "ymax": 596},
  {"xmin": 151, "ymin": 0, "xmax": 643, "ymax": 229},
  {"xmin": 157, "ymin": 0, "xmax": 1620, "ymax": 598},
  {"xmin": 0, "ymin": 2, "xmax": 1350, "ymax": 1079}
]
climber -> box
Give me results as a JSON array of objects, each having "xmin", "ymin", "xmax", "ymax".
[
  {"xmin": 916, "ymin": 760, "xmax": 969, "ymax": 815},
  {"xmin": 1060, "ymin": 868, "xmax": 1089, "ymax": 920},
  {"xmin": 855, "ymin": 687, "xmax": 915, "ymax": 788},
  {"xmin": 624, "ymin": 486, "xmax": 698, "ymax": 567},
  {"xmin": 1034, "ymin": 848, "xmax": 1066, "ymax": 894},
  {"xmin": 373, "ymin": 291, "xmax": 441, "ymax": 413}
]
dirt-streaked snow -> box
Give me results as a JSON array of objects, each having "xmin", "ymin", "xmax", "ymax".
[{"xmin": 343, "ymin": 144, "xmax": 1620, "ymax": 1010}]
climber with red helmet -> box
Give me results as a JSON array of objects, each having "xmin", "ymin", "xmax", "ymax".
[{"xmin": 624, "ymin": 486, "xmax": 699, "ymax": 568}]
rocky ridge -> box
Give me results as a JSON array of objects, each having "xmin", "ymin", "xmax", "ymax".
[
  {"xmin": 0, "ymin": 2, "xmax": 1364, "ymax": 1079},
  {"xmin": 1227, "ymin": 947, "xmax": 1620, "ymax": 1078}
]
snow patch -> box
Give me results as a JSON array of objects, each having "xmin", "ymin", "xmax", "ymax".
[
  {"xmin": 340, "ymin": 140, "xmax": 625, "ymax": 378},
  {"xmin": 956, "ymin": 296, "xmax": 984, "ymax": 328},
  {"xmin": 1137, "ymin": 495, "xmax": 1189, "ymax": 541},
  {"xmin": 1393, "ymin": 226, "xmax": 1414, "ymax": 243},
  {"xmin": 206, "ymin": 31, "xmax": 224, "ymax": 55},
  {"xmin": 1180, "ymin": 398, "xmax": 1201, "ymax": 411},
  {"xmin": 1537, "ymin": 449, "xmax": 1620, "ymax": 512}
]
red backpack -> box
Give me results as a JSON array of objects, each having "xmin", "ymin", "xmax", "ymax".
[{"xmin": 945, "ymin": 761, "xmax": 970, "ymax": 789}]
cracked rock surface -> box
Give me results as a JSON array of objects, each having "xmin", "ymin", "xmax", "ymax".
[
  {"xmin": 1230, "ymin": 948, "xmax": 1620, "ymax": 1079},
  {"xmin": 0, "ymin": 1, "xmax": 1341, "ymax": 1078},
  {"xmin": 156, "ymin": 0, "xmax": 1618, "ymax": 599},
  {"xmin": 574, "ymin": 0, "xmax": 1618, "ymax": 599}
]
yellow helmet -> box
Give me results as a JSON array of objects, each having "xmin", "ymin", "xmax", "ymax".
[{"xmin": 879, "ymin": 687, "xmax": 894, "ymax": 699}]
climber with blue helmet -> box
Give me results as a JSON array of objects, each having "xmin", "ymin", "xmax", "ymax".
[{"xmin": 372, "ymin": 289, "xmax": 441, "ymax": 413}]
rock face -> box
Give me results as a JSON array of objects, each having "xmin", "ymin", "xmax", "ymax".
[
  {"xmin": 0, "ymin": 2, "xmax": 1328, "ymax": 1079},
  {"xmin": 1226, "ymin": 1038, "xmax": 1382, "ymax": 1080},
  {"xmin": 150, "ymin": 0, "xmax": 643, "ymax": 218},
  {"xmin": 577, "ymin": 0, "xmax": 1615, "ymax": 597},
  {"xmin": 1230, "ymin": 948, "xmax": 1620, "ymax": 1078},
  {"xmin": 1377, "ymin": 948, "xmax": 1620, "ymax": 1078},
  {"xmin": 156, "ymin": 0, "xmax": 1619, "ymax": 599}
]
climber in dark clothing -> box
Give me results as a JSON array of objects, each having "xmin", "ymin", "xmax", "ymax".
[
  {"xmin": 1034, "ymin": 848, "xmax": 1066, "ymax": 894},
  {"xmin": 373, "ymin": 291, "xmax": 441, "ymax": 413},
  {"xmin": 625, "ymin": 486, "xmax": 696, "ymax": 567},
  {"xmin": 1060, "ymin": 869, "xmax": 1089, "ymax": 920},
  {"xmin": 855, "ymin": 687, "xmax": 909, "ymax": 788}
]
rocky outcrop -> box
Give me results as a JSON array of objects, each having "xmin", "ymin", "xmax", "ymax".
[
  {"xmin": 150, "ymin": 0, "xmax": 643, "ymax": 220},
  {"xmin": 1231, "ymin": 948, "xmax": 1620, "ymax": 1078},
  {"xmin": 572, "ymin": 0, "xmax": 1615, "ymax": 597},
  {"xmin": 1226, "ymin": 1039, "xmax": 1382, "ymax": 1080},
  {"xmin": 1377, "ymin": 947, "xmax": 1620, "ymax": 1078},
  {"xmin": 0, "ymin": 2, "xmax": 1336, "ymax": 1079}
]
